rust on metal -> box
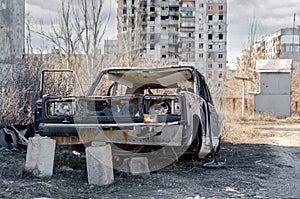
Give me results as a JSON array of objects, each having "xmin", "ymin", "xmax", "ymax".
[
  {"xmin": 122, "ymin": 131, "xmax": 129, "ymax": 143},
  {"xmin": 109, "ymin": 127, "xmax": 114, "ymax": 138}
]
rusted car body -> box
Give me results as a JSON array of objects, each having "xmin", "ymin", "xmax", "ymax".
[{"xmin": 35, "ymin": 66, "xmax": 222, "ymax": 157}]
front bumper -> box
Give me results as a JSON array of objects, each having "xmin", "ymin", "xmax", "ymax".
[{"xmin": 38, "ymin": 122, "xmax": 185, "ymax": 146}]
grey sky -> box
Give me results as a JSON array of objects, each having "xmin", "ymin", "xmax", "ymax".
[{"xmin": 25, "ymin": 0, "xmax": 299, "ymax": 67}]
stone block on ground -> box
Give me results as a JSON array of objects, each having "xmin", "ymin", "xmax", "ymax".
[
  {"xmin": 25, "ymin": 136, "xmax": 56, "ymax": 177},
  {"xmin": 129, "ymin": 157, "xmax": 150, "ymax": 175},
  {"xmin": 86, "ymin": 144, "xmax": 114, "ymax": 186}
]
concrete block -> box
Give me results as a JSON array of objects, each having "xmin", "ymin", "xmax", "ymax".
[
  {"xmin": 129, "ymin": 157, "xmax": 150, "ymax": 175},
  {"xmin": 86, "ymin": 144, "xmax": 114, "ymax": 186},
  {"xmin": 25, "ymin": 136, "xmax": 56, "ymax": 177}
]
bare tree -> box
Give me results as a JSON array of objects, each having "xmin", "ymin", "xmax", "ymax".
[
  {"xmin": 35, "ymin": 1, "xmax": 79, "ymax": 69},
  {"xmin": 73, "ymin": 0, "xmax": 110, "ymax": 83},
  {"xmin": 33, "ymin": 0, "xmax": 110, "ymax": 82}
]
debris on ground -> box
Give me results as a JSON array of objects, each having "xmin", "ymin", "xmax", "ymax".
[{"xmin": 0, "ymin": 124, "xmax": 34, "ymax": 150}]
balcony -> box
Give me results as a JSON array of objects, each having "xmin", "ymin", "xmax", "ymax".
[
  {"xmin": 161, "ymin": 10, "xmax": 168, "ymax": 16},
  {"xmin": 169, "ymin": 11, "xmax": 179, "ymax": 16},
  {"xmin": 180, "ymin": 21, "xmax": 195, "ymax": 28},
  {"xmin": 169, "ymin": 20, "xmax": 179, "ymax": 25},
  {"xmin": 169, "ymin": 0, "xmax": 179, "ymax": 7}
]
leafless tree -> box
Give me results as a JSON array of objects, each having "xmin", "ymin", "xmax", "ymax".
[
  {"xmin": 73, "ymin": 0, "xmax": 110, "ymax": 83},
  {"xmin": 33, "ymin": 0, "xmax": 110, "ymax": 82},
  {"xmin": 35, "ymin": 1, "xmax": 79, "ymax": 70}
]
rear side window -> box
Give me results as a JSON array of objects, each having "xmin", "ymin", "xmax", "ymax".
[{"xmin": 197, "ymin": 72, "xmax": 213, "ymax": 105}]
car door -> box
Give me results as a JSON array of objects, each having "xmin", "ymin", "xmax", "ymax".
[
  {"xmin": 203, "ymin": 81, "xmax": 221, "ymax": 144},
  {"xmin": 197, "ymin": 73, "xmax": 221, "ymax": 146}
]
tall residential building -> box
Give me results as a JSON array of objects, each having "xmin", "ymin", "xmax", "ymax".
[
  {"xmin": 116, "ymin": 0, "xmax": 227, "ymax": 84},
  {"xmin": 237, "ymin": 28, "xmax": 300, "ymax": 75}
]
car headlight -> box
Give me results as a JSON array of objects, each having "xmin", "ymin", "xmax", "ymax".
[{"xmin": 49, "ymin": 101, "xmax": 75, "ymax": 116}]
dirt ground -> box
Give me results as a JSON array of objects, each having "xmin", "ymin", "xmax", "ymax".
[{"xmin": 0, "ymin": 119, "xmax": 299, "ymax": 199}]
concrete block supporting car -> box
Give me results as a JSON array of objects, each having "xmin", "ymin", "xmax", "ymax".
[{"xmin": 35, "ymin": 66, "xmax": 222, "ymax": 161}]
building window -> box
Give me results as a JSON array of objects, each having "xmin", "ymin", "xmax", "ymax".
[
  {"xmin": 162, "ymin": 55, "xmax": 167, "ymax": 58},
  {"xmin": 208, "ymin": 34, "xmax": 213, "ymax": 40},
  {"xmin": 150, "ymin": 34, "xmax": 155, "ymax": 41},
  {"xmin": 208, "ymin": 5, "xmax": 213, "ymax": 10},
  {"xmin": 200, "ymin": 3, "xmax": 204, "ymax": 8},
  {"xmin": 150, "ymin": 16, "xmax": 155, "ymax": 21},
  {"xmin": 150, "ymin": 7, "xmax": 155, "ymax": 12},
  {"xmin": 150, "ymin": 26, "xmax": 155, "ymax": 32},
  {"xmin": 162, "ymin": 45, "xmax": 166, "ymax": 49},
  {"xmin": 208, "ymin": 53, "xmax": 212, "ymax": 59},
  {"xmin": 123, "ymin": 8, "xmax": 127, "ymax": 14},
  {"xmin": 208, "ymin": 64, "xmax": 212, "ymax": 68},
  {"xmin": 199, "ymin": 43, "xmax": 203, "ymax": 49},
  {"xmin": 219, "ymin": 34, "xmax": 224, "ymax": 40},
  {"xmin": 188, "ymin": 32, "xmax": 193, "ymax": 37},
  {"xmin": 219, "ymin": 64, "xmax": 223, "ymax": 69},
  {"xmin": 219, "ymin": 15, "xmax": 224, "ymax": 20},
  {"xmin": 219, "ymin": 5, "xmax": 223, "ymax": 10},
  {"xmin": 123, "ymin": 0, "xmax": 126, "ymax": 5},
  {"xmin": 208, "ymin": 15, "xmax": 213, "ymax": 21},
  {"xmin": 199, "ymin": 53, "xmax": 203, "ymax": 58},
  {"xmin": 199, "ymin": 33, "xmax": 202, "ymax": 38},
  {"xmin": 208, "ymin": 25, "xmax": 213, "ymax": 30},
  {"xmin": 150, "ymin": 44, "xmax": 155, "ymax": 50},
  {"xmin": 208, "ymin": 44, "xmax": 213, "ymax": 49},
  {"xmin": 199, "ymin": 13, "xmax": 203, "ymax": 20},
  {"xmin": 218, "ymin": 54, "xmax": 223, "ymax": 59}
]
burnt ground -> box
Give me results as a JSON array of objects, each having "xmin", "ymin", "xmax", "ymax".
[{"xmin": 0, "ymin": 120, "xmax": 299, "ymax": 199}]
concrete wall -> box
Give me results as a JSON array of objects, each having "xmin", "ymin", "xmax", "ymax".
[
  {"xmin": 0, "ymin": 0, "xmax": 25, "ymax": 64},
  {"xmin": 0, "ymin": 0, "xmax": 25, "ymax": 87},
  {"xmin": 254, "ymin": 72, "xmax": 291, "ymax": 118}
]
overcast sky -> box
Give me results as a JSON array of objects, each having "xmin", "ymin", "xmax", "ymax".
[{"xmin": 25, "ymin": 0, "xmax": 299, "ymax": 67}]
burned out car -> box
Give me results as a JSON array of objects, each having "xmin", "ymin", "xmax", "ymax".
[{"xmin": 35, "ymin": 66, "xmax": 222, "ymax": 160}]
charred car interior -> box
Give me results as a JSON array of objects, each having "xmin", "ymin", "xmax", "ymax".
[{"xmin": 35, "ymin": 66, "xmax": 222, "ymax": 158}]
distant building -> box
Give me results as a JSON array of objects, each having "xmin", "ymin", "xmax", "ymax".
[
  {"xmin": 238, "ymin": 28, "xmax": 300, "ymax": 70},
  {"xmin": 116, "ymin": 0, "xmax": 227, "ymax": 86},
  {"xmin": 103, "ymin": 40, "xmax": 117, "ymax": 67}
]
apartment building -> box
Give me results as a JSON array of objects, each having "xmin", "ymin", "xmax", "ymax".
[
  {"xmin": 238, "ymin": 28, "xmax": 300, "ymax": 70},
  {"xmin": 116, "ymin": 0, "xmax": 227, "ymax": 84}
]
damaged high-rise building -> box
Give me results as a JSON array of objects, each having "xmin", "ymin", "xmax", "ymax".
[{"xmin": 116, "ymin": 0, "xmax": 227, "ymax": 86}]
